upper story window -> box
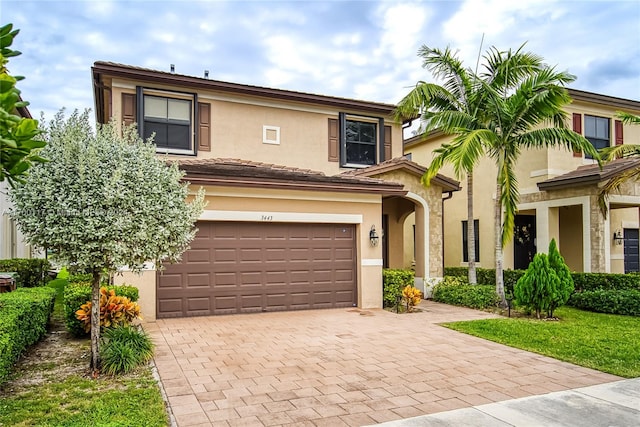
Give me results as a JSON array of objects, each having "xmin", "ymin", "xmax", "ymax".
[
  {"xmin": 333, "ymin": 113, "xmax": 388, "ymax": 168},
  {"xmin": 345, "ymin": 119, "xmax": 377, "ymax": 166},
  {"xmin": 137, "ymin": 88, "xmax": 197, "ymax": 155},
  {"xmin": 584, "ymin": 115, "xmax": 610, "ymax": 151}
]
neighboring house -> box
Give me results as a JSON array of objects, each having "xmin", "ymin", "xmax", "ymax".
[
  {"xmin": 0, "ymin": 103, "xmax": 35, "ymax": 260},
  {"xmin": 405, "ymin": 89, "xmax": 640, "ymax": 275},
  {"xmin": 91, "ymin": 62, "xmax": 459, "ymax": 320}
]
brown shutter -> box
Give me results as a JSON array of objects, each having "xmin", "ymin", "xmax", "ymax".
[
  {"xmin": 328, "ymin": 118, "xmax": 339, "ymax": 162},
  {"xmin": 198, "ymin": 102, "xmax": 211, "ymax": 152},
  {"xmin": 384, "ymin": 125, "xmax": 392, "ymax": 161},
  {"xmin": 615, "ymin": 119, "xmax": 623, "ymax": 146},
  {"xmin": 572, "ymin": 113, "xmax": 582, "ymax": 157},
  {"xmin": 122, "ymin": 93, "xmax": 136, "ymax": 127}
]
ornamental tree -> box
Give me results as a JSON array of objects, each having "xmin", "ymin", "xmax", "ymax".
[
  {"xmin": 547, "ymin": 238, "xmax": 574, "ymax": 317},
  {"xmin": 10, "ymin": 110, "xmax": 205, "ymax": 371},
  {"xmin": 514, "ymin": 252, "xmax": 559, "ymax": 319}
]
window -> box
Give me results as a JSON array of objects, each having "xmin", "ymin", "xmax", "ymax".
[
  {"xmin": 462, "ymin": 220, "xmax": 480, "ymax": 263},
  {"xmin": 138, "ymin": 88, "xmax": 195, "ymax": 155},
  {"xmin": 584, "ymin": 115, "xmax": 609, "ymax": 158},
  {"xmin": 338, "ymin": 113, "xmax": 384, "ymax": 167}
]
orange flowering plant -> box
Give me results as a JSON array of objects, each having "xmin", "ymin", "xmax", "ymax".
[{"xmin": 76, "ymin": 287, "xmax": 142, "ymax": 332}]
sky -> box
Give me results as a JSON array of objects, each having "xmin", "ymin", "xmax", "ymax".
[{"xmin": 2, "ymin": 0, "xmax": 639, "ymax": 122}]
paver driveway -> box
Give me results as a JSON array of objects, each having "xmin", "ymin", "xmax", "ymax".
[{"xmin": 145, "ymin": 301, "xmax": 619, "ymax": 427}]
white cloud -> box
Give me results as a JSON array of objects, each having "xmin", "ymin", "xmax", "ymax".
[{"xmin": 374, "ymin": 3, "xmax": 431, "ymax": 60}]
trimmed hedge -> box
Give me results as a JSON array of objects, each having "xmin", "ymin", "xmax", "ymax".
[
  {"xmin": 383, "ymin": 269, "xmax": 414, "ymax": 308},
  {"xmin": 0, "ymin": 258, "xmax": 51, "ymax": 288},
  {"xmin": 432, "ymin": 276, "xmax": 500, "ymax": 309},
  {"xmin": 0, "ymin": 287, "xmax": 57, "ymax": 385},
  {"xmin": 569, "ymin": 289, "xmax": 640, "ymax": 316},
  {"xmin": 63, "ymin": 282, "xmax": 139, "ymax": 337},
  {"xmin": 445, "ymin": 267, "xmax": 640, "ymax": 293}
]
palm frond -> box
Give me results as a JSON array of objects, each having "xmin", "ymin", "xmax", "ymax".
[
  {"xmin": 598, "ymin": 166, "xmax": 640, "ymax": 218},
  {"xmin": 616, "ymin": 111, "xmax": 640, "ymax": 125},
  {"xmin": 600, "ymin": 144, "xmax": 640, "ymax": 161}
]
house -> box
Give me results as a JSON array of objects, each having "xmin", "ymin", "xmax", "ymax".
[
  {"xmin": 404, "ymin": 89, "xmax": 640, "ymax": 275},
  {"xmin": 91, "ymin": 62, "xmax": 459, "ymax": 320}
]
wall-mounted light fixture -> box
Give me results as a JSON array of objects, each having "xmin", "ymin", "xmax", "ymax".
[
  {"xmin": 613, "ymin": 229, "xmax": 624, "ymax": 246},
  {"xmin": 369, "ymin": 225, "xmax": 379, "ymax": 247}
]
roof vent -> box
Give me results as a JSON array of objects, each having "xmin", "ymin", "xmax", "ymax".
[
  {"xmin": 204, "ymin": 70, "xmax": 209, "ymax": 79},
  {"xmin": 170, "ymin": 64, "xmax": 175, "ymax": 73}
]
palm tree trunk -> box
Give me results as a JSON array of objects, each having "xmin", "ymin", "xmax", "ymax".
[
  {"xmin": 495, "ymin": 182, "xmax": 507, "ymax": 307},
  {"xmin": 467, "ymin": 172, "xmax": 477, "ymax": 284}
]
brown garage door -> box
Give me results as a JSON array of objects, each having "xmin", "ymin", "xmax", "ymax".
[{"xmin": 157, "ymin": 222, "xmax": 357, "ymax": 318}]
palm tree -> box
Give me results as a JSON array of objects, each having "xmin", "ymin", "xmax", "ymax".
[
  {"xmin": 598, "ymin": 112, "xmax": 640, "ymax": 218},
  {"xmin": 395, "ymin": 46, "xmax": 483, "ymax": 284},
  {"xmin": 398, "ymin": 44, "xmax": 600, "ymax": 305}
]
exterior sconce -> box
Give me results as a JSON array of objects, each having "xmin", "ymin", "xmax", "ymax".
[
  {"xmin": 369, "ymin": 225, "xmax": 379, "ymax": 247},
  {"xmin": 613, "ymin": 229, "xmax": 623, "ymax": 246}
]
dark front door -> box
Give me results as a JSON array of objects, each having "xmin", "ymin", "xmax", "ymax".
[
  {"xmin": 382, "ymin": 215, "xmax": 389, "ymax": 268},
  {"xmin": 514, "ymin": 215, "xmax": 536, "ymax": 270},
  {"xmin": 624, "ymin": 228, "xmax": 639, "ymax": 273}
]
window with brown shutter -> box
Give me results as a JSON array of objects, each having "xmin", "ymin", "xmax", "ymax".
[
  {"xmin": 198, "ymin": 102, "xmax": 211, "ymax": 152},
  {"xmin": 572, "ymin": 113, "xmax": 582, "ymax": 157},
  {"xmin": 122, "ymin": 93, "xmax": 136, "ymax": 127},
  {"xmin": 328, "ymin": 118, "xmax": 339, "ymax": 162},
  {"xmin": 615, "ymin": 120, "xmax": 623, "ymax": 146}
]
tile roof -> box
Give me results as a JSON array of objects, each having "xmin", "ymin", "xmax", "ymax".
[
  {"xmin": 537, "ymin": 158, "xmax": 640, "ymax": 190},
  {"xmin": 172, "ymin": 158, "xmax": 407, "ymax": 195},
  {"xmin": 342, "ymin": 157, "xmax": 460, "ymax": 192}
]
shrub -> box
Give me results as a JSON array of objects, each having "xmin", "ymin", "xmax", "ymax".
[
  {"xmin": 547, "ymin": 239, "xmax": 574, "ymax": 317},
  {"xmin": 401, "ymin": 285, "xmax": 422, "ymax": 312},
  {"xmin": 64, "ymin": 283, "xmax": 140, "ymax": 337},
  {"xmin": 443, "ymin": 267, "xmax": 525, "ymax": 289},
  {"xmin": 514, "ymin": 253, "xmax": 560, "ymax": 319},
  {"xmin": 383, "ymin": 269, "xmax": 414, "ymax": 308},
  {"xmin": 0, "ymin": 258, "xmax": 51, "ymax": 288},
  {"xmin": 68, "ymin": 273, "xmax": 94, "ymax": 284},
  {"xmin": 0, "ymin": 287, "xmax": 56, "ymax": 385},
  {"xmin": 572, "ymin": 272, "xmax": 640, "ymax": 292},
  {"xmin": 569, "ymin": 289, "xmax": 640, "ymax": 316},
  {"xmin": 76, "ymin": 288, "xmax": 142, "ymax": 332},
  {"xmin": 100, "ymin": 325, "xmax": 154, "ymax": 375},
  {"xmin": 432, "ymin": 276, "xmax": 499, "ymax": 309}
]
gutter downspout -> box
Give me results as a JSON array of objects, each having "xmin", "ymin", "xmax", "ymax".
[{"xmin": 442, "ymin": 191, "xmax": 454, "ymax": 275}]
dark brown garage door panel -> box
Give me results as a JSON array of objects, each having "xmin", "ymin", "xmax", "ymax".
[{"xmin": 157, "ymin": 221, "xmax": 357, "ymax": 317}]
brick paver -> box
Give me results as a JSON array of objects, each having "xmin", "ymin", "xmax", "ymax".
[{"xmin": 145, "ymin": 301, "xmax": 620, "ymax": 426}]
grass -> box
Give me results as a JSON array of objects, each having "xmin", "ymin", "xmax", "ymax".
[
  {"xmin": 0, "ymin": 370, "xmax": 167, "ymax": 427},
  {"xmin": 444, "ymin": 306, "xmax": 640, "ymax": 378},
  {"xmin": 0, "ymin": 277, "xmax": 168, "ymax": 426}
]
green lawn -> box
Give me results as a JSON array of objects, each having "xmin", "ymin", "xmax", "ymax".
[
  {"xmin": 0, "ymin": 278, "xmax": 168, "ymax": 426},
  {"xmin": 444, "ymin": 306, "xmax": 640, "ymax": 378}
]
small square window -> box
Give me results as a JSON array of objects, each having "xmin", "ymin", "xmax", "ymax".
[{"xmin": 263, "ymin": 125, "xmax": 280, "ymax": 145}]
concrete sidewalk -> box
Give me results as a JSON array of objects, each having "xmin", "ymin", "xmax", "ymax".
[{"xmin": 369, "ymin": 377, "xmax": 640, "ymax": 427}]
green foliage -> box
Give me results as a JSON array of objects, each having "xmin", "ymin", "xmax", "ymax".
[
  {"xmin": 382, "ymin": 269, "xmax": 414, "ymax": 308},
  {"xmin": 0, "ymin": 23, "xmax": 46, "ymax": 186},
  {"xmin": 547, "ymin": 239, "xmax": 574, "ymax": 316},
  {"xmin": 572, "ymin": 272, "xmax": 640, "ymax": 292},
  {"xmin": 63, "ymin": 282, "xmax": 139, "ymax": 337},
  {"xmin": 68, "ymin": 273, "xmax": 94, "ymax": 283},
  {"xmin": 0, "ymin": 258, "xmax": 51, "ymax": 287},
  {"xmin": 0, "ymin": 287, "xmax": 56, "ymax": 385},
  {"xmin": 55, "ymin": 267, "xmax": 69, "ymax": 279},
  {"xmin": 569, "ymin": 289, "xmax": 640, "ymax": 316},
  {"xmin": 444, "ymin": 267, "xmax": 525, "ymax": 289},
  {"xmin": 100, "ymin": 325, "xmax": 154, "ymax": 375},
  {"xmin": 514, "ymin": 253, "xmax": 560, "ymax": 318},
  {"xmin": 432, "ymin": 276, "xmax": 500, "ymax": 309}
]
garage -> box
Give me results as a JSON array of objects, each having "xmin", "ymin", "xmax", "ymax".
[{"xmin": 157, "ymin": 221, "xmax": 357, "ymax": 318}]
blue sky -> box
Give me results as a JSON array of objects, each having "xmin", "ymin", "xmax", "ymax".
[{"xmin": 2, "ymin": 0, "xmax": 639, "ymax": 121}]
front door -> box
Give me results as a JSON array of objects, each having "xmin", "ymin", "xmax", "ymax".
[
  {"xmin": 514, "ymin": 215, "xmax": 536, "ymax": 270},
  {"xmin": 624, "ymin": 228, "xmax": 639, "ymax": 273}
]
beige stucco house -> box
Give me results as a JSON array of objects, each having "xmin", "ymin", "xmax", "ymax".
[
  {"xmin": 404, "ymin": 89, "xmax": 640, "ymax": 275},
  {"xmin": 91, "ymin": 62, "xmax": 459, "ymax": 320}
]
